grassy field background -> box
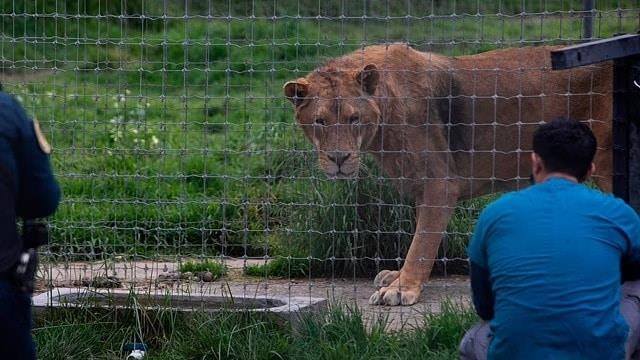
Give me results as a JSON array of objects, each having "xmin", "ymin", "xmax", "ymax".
[{"xmin": 2, "ymin": 0, "xmax": 639, "ymax": 276}]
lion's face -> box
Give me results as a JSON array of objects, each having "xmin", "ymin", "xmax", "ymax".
[{"xmin": 284, "ymin": 64, "xmax": 381, "ymax": 178}]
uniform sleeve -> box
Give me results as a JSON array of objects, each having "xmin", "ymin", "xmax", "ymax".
[{"xmin": 3, "ymin": 94, "xmax": 61, "ymax": 218}]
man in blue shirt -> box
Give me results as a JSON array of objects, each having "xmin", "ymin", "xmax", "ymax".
[
  {"xmin": 0, "ymin": 89, "xmax": 61, "ymax": 359},
  {"xmin": 459, "ymin": 118, "xmax": 640, "ymax": 359}
]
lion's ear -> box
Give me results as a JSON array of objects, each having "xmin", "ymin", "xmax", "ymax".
[
  {"xmin": 356, "ymin": 64, "xmax": 379, "ymax": 96},
  {"xmin": 283, "ymin": 78, "xmax": 309, "ymax": 107}
]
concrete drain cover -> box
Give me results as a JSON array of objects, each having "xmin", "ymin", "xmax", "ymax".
[{"xmin": 33, "ymin": 288, "xmax": 327, "ymax": 322}]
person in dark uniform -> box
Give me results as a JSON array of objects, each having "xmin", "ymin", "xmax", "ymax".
[{"xmin": 0, "ymin": 88, "xmax": 60, "ymax": 359}]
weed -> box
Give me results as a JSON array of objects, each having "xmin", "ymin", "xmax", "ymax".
[
  {"xmin": 244, "ymin": 257, "xmax": 310, "ymax": 278},
  {"xmin": 178, "ymin": 260, "xmax": 227, "ymax": 278}
]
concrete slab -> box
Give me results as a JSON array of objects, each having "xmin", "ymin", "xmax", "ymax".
[{"xmin": 35, "ymin": 259, "xmax": 472, "ymax": 331}]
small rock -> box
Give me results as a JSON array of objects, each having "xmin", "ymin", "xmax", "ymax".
[
  {"xmin": 202, "ymin": 271, "xmax": 214, "ymax": 282},
  {"xmin": 72, "ymin": 278, "xmax": 91, "ymax": 287},
  {"xmin": 89, "ymin": 276, "xmax": 121, "ymax": 289},
  {"xmin": 191, "ymin": 276, "xmax": 199, "ymax": 281},
  {"xmin": 159, "ymin": 271, "xmax": 180, "ymax": 281},
  {"xmin": 180, "ymin": 271, "xmax": 193, "ymax": 280}
]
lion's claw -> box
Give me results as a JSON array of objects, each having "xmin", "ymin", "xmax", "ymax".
[
  {"xmin": 373, "ymin": 270, "xmax": 400, "ymax": 288},
  {"xmin": 368, "ymin": 290, "xmax": 383, "ymax": 305},
  {"xmin": 368, "ymin": 278, "xmax": 420, "ymax": 306}
]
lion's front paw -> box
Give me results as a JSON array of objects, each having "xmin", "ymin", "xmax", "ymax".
[
  {"xmin": 373, "ymin": 269, "xmax": 400, "ymax": 288},
  {"xmin": 368, "ymin": 279, "xmax": 421, "ymax": 306}
]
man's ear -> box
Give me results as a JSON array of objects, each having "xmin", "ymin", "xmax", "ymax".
[
  {"xmin": 283, "ymin": 78, "xmax": 309, "ymax": 107},
  {"xmin": 530, "ymin": 152, "xmax": 537, "ymax": 168},
  {"xmin": 585, "ymin": 162, "xmax": 596, "ymax": 181},
  {"xmin": 356, "ymin": 64, "xmax": 379, "ymax": 96},
  {"xmin": 531, "ymin": 153, "xmax": 544, "ymax": 175}
]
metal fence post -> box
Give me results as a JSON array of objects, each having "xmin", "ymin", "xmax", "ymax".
[
  {"xmin": 613, "ymin": 55, "xmax": 640, "ymax": 209},
  {"xmin": 613, "ymin": 57, "xmax": 631, "ymax": 203},
  {"xmin": 551, "ymin": 35, "xmax": 640, "ymax": 211},
  {"xmin": 583, "ymin": 0, "xmax": 594, "ymax": 40},
  {"xmin": 627, "ymin": 61, "xmax": 640, "ymax": 210}
]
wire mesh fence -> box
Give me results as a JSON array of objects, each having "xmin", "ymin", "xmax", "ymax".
[{"xmin": 3, "ymin": 0, "xmax": 639, "ymax": 326}]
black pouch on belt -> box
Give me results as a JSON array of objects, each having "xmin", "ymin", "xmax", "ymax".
[
  {"xmin": 14, "ymin": 219, "xmax": 48, "ymax": 294},
  {"xmin": 14, "ymin": 248, "xmax": 38, "ymax": 294}
]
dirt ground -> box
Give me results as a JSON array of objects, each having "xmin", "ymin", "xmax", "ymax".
[{"xmin": 36, "ymin": 259, "xmax": 472, "ymax": 331}]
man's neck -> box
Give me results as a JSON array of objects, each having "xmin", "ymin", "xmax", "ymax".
[{"xmin": 539, "ymin": 172, "xmax": 579, "ymax": 183}]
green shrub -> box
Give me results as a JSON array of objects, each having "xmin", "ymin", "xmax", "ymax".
[
  {"xmin": 178, "ymin": 260, "xmax": 227, "ymax": 278},
  {"xmin": 244, "ymin": 257, "xmax": 310, "ymax": 278}
]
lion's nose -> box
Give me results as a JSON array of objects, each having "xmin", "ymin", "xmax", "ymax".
[{"xmin": 328, "ymin": 152, "xmax": 351, "ymax": 167}]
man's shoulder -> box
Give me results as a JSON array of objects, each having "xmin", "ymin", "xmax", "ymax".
[
  {"xmin": 549, "ymin": 184, "xmax": 639, "ymax": 225},
  {"xmin": 575, "ymin": 186, "xmax": 635, "ymax": 215},
  {"xmin": 486, "ymin": 190, "xmax": 527, "ymax": 209},
  {"xmin": 479, "ymin": 183, "xmax": 605, "ymax": 215},
  {"xmin": 477, "ymin": 192, "xmax": 521, "ymax": 221}
]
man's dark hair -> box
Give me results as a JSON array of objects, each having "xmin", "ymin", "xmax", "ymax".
[{"xmin": 532, "ymin": 117, "xmax": 597, "ymax": 181}]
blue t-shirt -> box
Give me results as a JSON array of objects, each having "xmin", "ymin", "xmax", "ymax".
[{"xmin": 468, "ymin": 178, "xmax": 640, "ymax": 359}]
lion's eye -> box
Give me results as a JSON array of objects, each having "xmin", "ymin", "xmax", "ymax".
[
  {"xmin": 314, "ymin": 118, "xmax": 325, "ymax": 126},
  {"xmin": 349, "ymin": 114, "xmax": 360, "ymax": 125}
]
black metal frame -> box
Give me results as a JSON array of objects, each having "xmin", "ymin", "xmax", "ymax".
[{"xmin": 551, "ymin": 34, "xmax": 640, "ymax": 208}]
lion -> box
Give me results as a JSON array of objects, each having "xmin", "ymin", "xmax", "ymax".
[{"xmin": 283, "ymin": 44, "xmax": 612, "ymax": 306}]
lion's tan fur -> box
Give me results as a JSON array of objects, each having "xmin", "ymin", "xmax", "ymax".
[{"xmin": 284, "ymin": 44, "xmax": 612, "ymax": 305}]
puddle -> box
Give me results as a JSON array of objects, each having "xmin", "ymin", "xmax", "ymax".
[{"xmin": 33, "ymin": 288, "xmax": 327, "ymax": 319}]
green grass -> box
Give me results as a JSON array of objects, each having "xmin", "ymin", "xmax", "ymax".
[
  {"xmin": 244, "ymin": 257, "xmax": 311, "ymax": 278},
  {"xmin": 4, "ymin": 1, "xmax": 638, "ymax": 272},
  {"xmin": 34, "ymin": 301, "xmax": 478, "ymax": 360},
  {"xmin": 178, "ymin": 260, "xmax": 227, "ymax": 277}
]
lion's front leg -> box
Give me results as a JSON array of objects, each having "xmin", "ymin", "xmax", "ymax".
[{"xmin": 369, "ymin": 180, "xmax": 458, "ymax": 306}]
